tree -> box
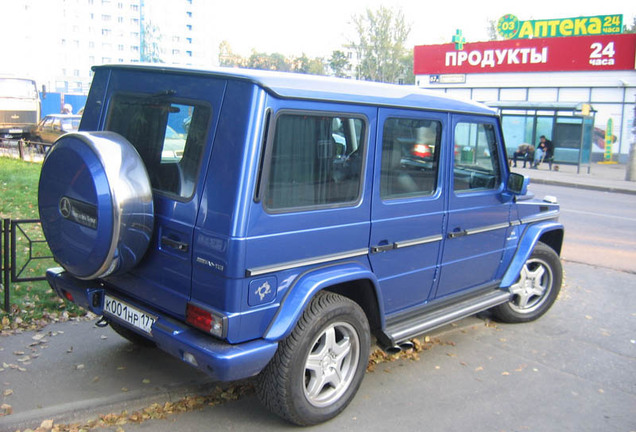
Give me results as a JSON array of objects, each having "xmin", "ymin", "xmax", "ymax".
[
  {"xmin": 329, "ymin": 50, "xmax": 350, "ymax": 78},
  {"xmin": 218, "ymin": 40, "xmax": 245, "ymax": 67},
  {"xmin": 141, "ymin": 21, "xmax": 163, "ymax": 63},
  {"xmin": 487, "ymin": 19, "xmax": 500, "ymax": 41},
  {"xmin": 247, "ymin": 51, "xmax": 291, "ymax": 71},
  {"xmin": 399, "ymin": 51, "xmax": 415, "ymax": 85},
  {"xmin": 624, "ymin": 16, "xmax": 636, "ymax": 33},
  {"xmin": 292, "ymin": 54, "xmax": 326, "ymax": 75},
  {"xmin": 350, "ymin": 6, "xmax": 411, "ymax": 84}
]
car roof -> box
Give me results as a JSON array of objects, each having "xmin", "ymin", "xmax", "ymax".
[
  {"xmin": 43, "ymin": 114, "xmax": 82, "ymax": 119},
  {"xmin": 93, "ymin": 64, "xmax": 495, "ymax": 116}
]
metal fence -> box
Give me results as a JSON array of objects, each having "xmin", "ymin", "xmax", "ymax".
[
  {"xmin": 0, "ymin": 138, "xmax": 50, "ymax": 162},
  {"xmin": 1, "ymin": 218, "xmax": 53, "ymax": 312}
]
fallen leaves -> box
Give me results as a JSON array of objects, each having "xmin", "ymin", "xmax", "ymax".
[
  {"xmin": 0, "ymin": 402, "xmax": 12, "ymax": 416},
  {"xmin": 16, "ymin": 384, "xmax": 254, "ymax": 432},
  {"xmin": 366, "ymin": 336, "xmax": 454, "ymax": 372}
]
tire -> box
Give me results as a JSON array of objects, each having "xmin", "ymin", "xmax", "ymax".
[
  {"xmin": 492, "ymin": 242, "xmax": 562, "ymax": 323},
  {"xmin": 256, "ymin": 291, "xmax": 370, "ymax": 426},
  {"xmin": 38, "ymin": 132, "xmax": 154, "ymax": 280},
  {"xmin": 109, "ymin": 320, "xmax": 156, "ymax": 348}
]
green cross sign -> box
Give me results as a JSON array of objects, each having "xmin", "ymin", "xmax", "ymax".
[{"xmin": 452, "ymin": 29, "xmax": 466, "ymax": 50}]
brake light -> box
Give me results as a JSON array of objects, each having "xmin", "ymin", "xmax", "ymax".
[
  {"xmin": 186, "ymin": 303, "xmax": 225, "ymax": 338},
  {"xmin": 63, "ymin": 290, "xmax": 74, "ymax": 302}
]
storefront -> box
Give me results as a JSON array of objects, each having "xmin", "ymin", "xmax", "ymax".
[{"xmin": 413, "ymin": 17, "xmax": 636, "ymax": 162}]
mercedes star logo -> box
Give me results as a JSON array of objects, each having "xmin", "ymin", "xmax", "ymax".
[{"xmin": 59, "ymin": 197, "xmax": 72, "ymax": 218}]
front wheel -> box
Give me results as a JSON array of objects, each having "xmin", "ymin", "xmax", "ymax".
[
  {"xmin": 492, "ymin": 242, "xmax": 562, "ymax": 323},
  {"xmin": 256, "ymin": 291, "xmax": 370, "ymax": 426}
]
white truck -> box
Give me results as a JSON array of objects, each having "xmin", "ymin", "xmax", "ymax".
[{"xmin": 0, "ymin": 76, "xmax": 41, "ymax": 141}]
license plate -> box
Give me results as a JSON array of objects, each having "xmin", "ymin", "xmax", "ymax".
[{"xmin": 103, "ymin": 295, "xmax": 156, "ymax": 334}]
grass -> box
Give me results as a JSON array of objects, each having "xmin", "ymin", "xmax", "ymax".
[{"xmin": 0, "ymin": 156, "xmax": 85, "ymax": 332}]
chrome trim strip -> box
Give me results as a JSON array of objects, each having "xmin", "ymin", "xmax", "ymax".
[
  {"xmin": 394, "ymin": 234, "xmax": 444, "ymax": 249},
  {"xmin": 246, "ymin": 248, "xmax": 369, "ymax": 277},
  {"xmin": 520, "ymin": 211, "xmax": 560, "ymax": 225},
  {"xmin": 389, "ymin": 291, "xmax": 512, "ymax": 343},
  {"xmin": 464, "ymin": 222, "xmax": 511, "ymax": 236}
]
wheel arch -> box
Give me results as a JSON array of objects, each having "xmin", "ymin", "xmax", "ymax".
[
  {"xmin": 500, "ymin": 221, "xmax": 564, "ymax": 288},
  {"xmin": 263, "ymin": 261, "xmax": 384, "ymax": 342}
]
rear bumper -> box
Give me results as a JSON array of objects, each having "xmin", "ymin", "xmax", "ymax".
[{"xmin": 46, "ymin": 267, "xmax": 278, "ymax": 382}]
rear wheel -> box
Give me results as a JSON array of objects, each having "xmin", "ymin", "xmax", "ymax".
[
  {"xmin": 256, "ymin": 291, "xmax": 370, "ymax": 426},
  {"xmin": 492, "ymin": 242, "xmax": 562, "ymax": 323}
]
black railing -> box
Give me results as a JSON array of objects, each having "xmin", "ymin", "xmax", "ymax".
[
  {"xmin": 1, "ymin": 218, "xmax": 54, "ymax": 312},
  {"xmin": 0, "ymin": 138, "xmax": 51, "ymax": 162}
]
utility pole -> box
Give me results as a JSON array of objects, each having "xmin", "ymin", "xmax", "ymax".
[{"xmin": 627, "ymin": 98, "xmax": 636, "ymax": 181}]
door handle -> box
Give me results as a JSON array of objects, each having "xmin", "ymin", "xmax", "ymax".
[
  {"xmin": 371, "ymin": 243, "xmax": 396, "ymax": 253},
  {"xmin": 447, "ymin": 229, "xmax": 468, "ymax": 239},
  {"xmin": 161, "ymin": 236, "xmax": 189, "ymax": 252}
]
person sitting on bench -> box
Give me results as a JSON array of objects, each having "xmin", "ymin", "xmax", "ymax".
[
  {"xmin": 533, "ymin": 136, "xmax": 553, "ymax": 168},
  {"xmin": 511, "ymin": 143, "xmax": 534, "ymax": 168}
]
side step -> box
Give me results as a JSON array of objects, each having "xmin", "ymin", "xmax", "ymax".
[{"xmin": 384, "ymin": 290, "xmax": 511, "ymax": 345}]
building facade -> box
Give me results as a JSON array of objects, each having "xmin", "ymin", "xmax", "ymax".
[
  {"xmin": 1, "ymin": 0, "xmax": 208, "ymax": 95},
  {"xmin": 414, "ymin": 32, "xmax": 636, "ymax": 162}
]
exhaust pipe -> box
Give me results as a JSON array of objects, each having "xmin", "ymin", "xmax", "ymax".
[
  {"xmin": 382, "ymin": 340, "xmax": 415, "ymax": 354},
  {"xmin": 384, "ymin": 345, "xmax": 402, "ymax": 355},
  {"xmin": 399, "ymin": 341, "xmax": 415, "ymax": 351}
]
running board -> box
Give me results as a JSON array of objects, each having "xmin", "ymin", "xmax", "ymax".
[{"xmin": 384, "ymin": 290, "xmax": 512, "ymax": 345}]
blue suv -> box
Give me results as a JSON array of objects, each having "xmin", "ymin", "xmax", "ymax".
[{"xmin": 38, "ymin": 65, "xmax": 563, "ymax": 425}]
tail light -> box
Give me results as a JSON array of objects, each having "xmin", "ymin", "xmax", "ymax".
[
  {"xmin": 411, "ymin": 143, "xmax": 432, "ymax": 159},
  {"xmin": 186, "ymin": 303, "xmax": 226, "ymax": 338}
]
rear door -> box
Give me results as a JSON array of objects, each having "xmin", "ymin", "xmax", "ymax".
[
  {"xmin": 435, "ymin": 114, "xmax": 510, "ymax": 299},
  {"xmin": 102, "ymin": 69, "xmax": 225, "ymax": 318},
  {"xmin": 368, "ymin": 109, "xmax": 446, "ymax": 314}
]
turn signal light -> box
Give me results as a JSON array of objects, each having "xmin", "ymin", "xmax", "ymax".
[{"xmin": 186, "ymin": 303, "xmax": 225, "ymax": 338}]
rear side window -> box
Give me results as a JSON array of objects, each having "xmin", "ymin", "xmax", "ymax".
[
  {"xmin": 381, "ymin": 118, "xmax": 441, "ymax": 199},
  {"xmin": 106, "ymin": 95, "xmax": 211, "ymax": 199},
  {"xmin": 264, "ymin": 113, "xmax": 365, "ymax": 211}
]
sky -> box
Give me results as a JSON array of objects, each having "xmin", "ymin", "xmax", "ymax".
[{"xmin": 198, "ymin": 0, "xmax": 635, "ymax": 59}]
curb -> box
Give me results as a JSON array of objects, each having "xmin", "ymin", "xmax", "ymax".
[
  {"xmin": 529, "ymin": 177, "xmax": 636, "ymax": 196},
  {"xmin": 1, "ymin": 379, "xmax": 215, "ymax": 431}
]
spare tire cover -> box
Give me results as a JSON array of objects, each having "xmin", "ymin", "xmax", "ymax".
[{"xmin": 38, "ymin": 131, "xmax": 154, "ymax": 280}]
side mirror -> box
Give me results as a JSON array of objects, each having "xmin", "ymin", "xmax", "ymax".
[{"xmin": 507, "ymin": 172, "xmax": 529, "ymax": 196}]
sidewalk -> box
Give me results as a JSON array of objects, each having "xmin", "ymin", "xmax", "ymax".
[
  {"xmin": 511, "ymin": 161, "xmax": 636, "ymax": 195},
  {"xmin": 0, "ymin": 320, "xmax": 217, "ymax": 431}
]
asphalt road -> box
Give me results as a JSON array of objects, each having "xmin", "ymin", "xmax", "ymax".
[
  {"xmin": 528, "ymin": 183, "xmax": 636, "ymax": 274},
  {"xmin": 2, "ymin": 184, "xmax": 635, "ymax": 431}
]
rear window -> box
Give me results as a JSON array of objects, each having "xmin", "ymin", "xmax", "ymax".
[
  {"xmin": 106, "ymin": 94, "xmax": 211, "ymax": 199},
  {"xmin": 264, "ymin": 113, "xmax": 365, "ymax": 211}
]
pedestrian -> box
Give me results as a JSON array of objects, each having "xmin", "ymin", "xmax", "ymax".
[
  {"xmin": 533, "ymin": 135, "xmax": 553, "ymax": 168},
  {"xmin": 511, "ymin": 143, "xmax": 534, "ymax": 168}
]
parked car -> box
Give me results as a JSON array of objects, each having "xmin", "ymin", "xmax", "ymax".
[
  {"xmin": 38, "ymin": 65, "xmax": 564, "ymax": 426},
  {"xmin": 32, "ymin": 114, "xmax": 81, "ymax": 145}
]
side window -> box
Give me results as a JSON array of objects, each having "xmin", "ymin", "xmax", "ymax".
[
  {"xmin": 106, "ymin": 95, "xmax": 210, "ymax": 199},
  {"xmin": 381, "ymin": 118, "xmax": 440, "ymax": 199},
  {"xmin": 453, "ymin": 122, "xmax": 501, "ymax": 192},
  {"xmin": 265, "ymin": 113, "xmax": 365, "ymax": 211}
]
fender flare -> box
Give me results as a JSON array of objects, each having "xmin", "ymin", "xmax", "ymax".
[
  {"xmin": 263, "ymin": 261, "xmax": 383, "ymax": 342},
  {"xmin": 500, "ymin": 221, "xmax": 564, "ymax": 288}
]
